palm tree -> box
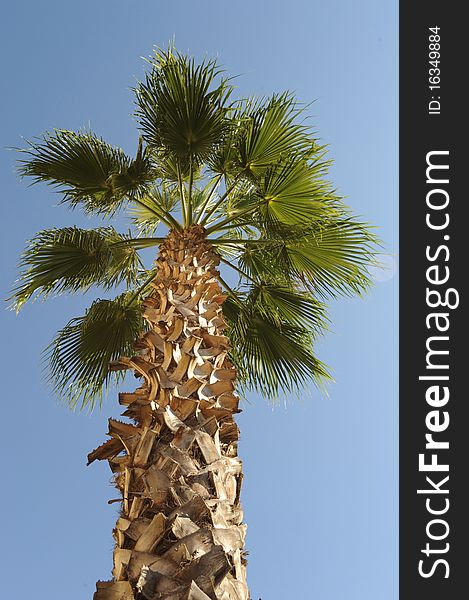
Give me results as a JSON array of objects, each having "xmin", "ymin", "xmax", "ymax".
[{"xmin": 13, "ymin": 48, "xmax": 376, "ymax": 600}]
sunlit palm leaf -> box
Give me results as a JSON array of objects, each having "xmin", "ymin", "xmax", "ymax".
[
  {"xmin": 235, "ymin": 93, "xmax": 311, "ymax": 175},
  {"xmin": 205, "ymin": 151, "xmax": 333, "ymax": 233},
  {"xmin": 207, "ymin": 123, "xmax": 239, "ymax": 176},
  {"xmin": 224, "ymin": 296, "xmax": 330, "ymax": 398},
  {"xmin": 238, "ymin": 218, "xmax": 376, "ymax": 299},
  {"xmin": 101, "ymin": 229, "xmax": 144, "ymax": 288},
  {"xmin": 255, "ymin": 156, "xmax": 333, "ymax": 225},
  {"xmin": 190, "ymin": 187, "xmax": 211, "ymax": 213},
  {"xmin": 153, "ymin": 151, "xmax": 198, "ymax": 184},
  {"xmin": 135, "ymin": 48, "xmax": 232, "ymax": 165},
  {"xmin": 252, "ymin": 283, "xmax": 328, "ymax": 330},
  {"xmin": 203, "ymin": 181, "xmax": 259, "ymax": 234},
  {"xmin": 12, "ymin": 227, "xmax": 142, "ymax": 309},
  {"xmin": 46, "ymin": 294, "xmax": 143, "ymax": 409},
  {"xmin": 18, "ymin": 131, "xmax": 153, "ymax": 215}
]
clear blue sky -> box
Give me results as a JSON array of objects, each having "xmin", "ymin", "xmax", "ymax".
[{"xmin": 0, "ymin": 2, "xmax": 398, "ymax": 599}]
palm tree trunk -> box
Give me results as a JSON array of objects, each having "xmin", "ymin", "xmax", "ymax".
[{"xmin": 88, "ymin": 225, "xmax": 249, "ymax": 600}]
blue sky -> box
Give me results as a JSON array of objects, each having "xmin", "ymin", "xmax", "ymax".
[{"xmin": 0, "ymin": 2, "xmax": 398, "ymax": 599}]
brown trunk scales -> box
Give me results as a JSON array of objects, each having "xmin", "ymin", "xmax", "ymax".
[{"xmin": 88, "ymin": 225, "xmax": 249, "ymax": 600}]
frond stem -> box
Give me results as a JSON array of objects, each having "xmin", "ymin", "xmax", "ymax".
[
  {"xmin": 126, "ymin": 268, "xmax": 158, "ymax": 306},
  {"xmin": 195, "ymin": 174, "xmax": 223, "ymax": 223},
  {"xmin": 216, "ymin": 274, "xmax": 240, "ymax": 300},
  {"xmin": 218, "ymin": 256, "xmax": 258, "ymax": 284},
  {"xmin": 132, "ymin": 197, "xmax": 181, "ymax": 231},
  {"xmin": 110, "ymin": 237, "xmax": 165, "ymax": 249},
  {"xmin": 206, "ymin": 207, "xmax": 255, "ymax": 234},
  {"xmin": 187, "ymin": 160, "xmax": 194, "ymax": 225},
  {"xmin": 209, "ymin": 237, "xmax": 274, "ymax": 245},
  {"xmin": 199, "ymin": 174, "xmax": 244, "ymax": 226},
  {"xmin": 177, "ymin": 162, "xmax": 188, "ymax": 227}
]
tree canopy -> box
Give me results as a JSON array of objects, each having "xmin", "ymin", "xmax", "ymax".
[{"xmin": 12, "ymin": 47, "xmax": 378, "ymax": 409}]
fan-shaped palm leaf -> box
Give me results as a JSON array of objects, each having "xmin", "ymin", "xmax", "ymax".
[
  {"xmin": 251, "ymin": 283, "xmax": 328, "ymax": 330},
  {"xmin": 255, "ymin": 156, "xmax": 333, "ymax": 225},
  {"xmin": 203, "ymin": 152, "xmax": 334, "ymax": 235},
  {"xmin": 225, "ymin": 295, "xmax": 330, "ymax": 398},
  {"xmin": 238, "ymin": 218, "xmax": 376, "ymax": 298},
  {"xmin": 135, "ymin": 48, "xmax": 232, "ymax": 165},
  {"xmin": 18, "ymin": 131, "xmax": 153, "ymax": 215},
  {"xmin": 235, "ymin": 93, "xmax": 311, "ymax": 175},
  {"xmin": 12, "ymin": 227, "xmax": 142, "ymax": 309},
  {"xmin": 46, "ymin": 294, "xmax": 143, "ymax": 409}
]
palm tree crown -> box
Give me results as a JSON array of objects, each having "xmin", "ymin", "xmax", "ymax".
[{"xmin": 13, "ymin": 47, "xmax": 377, "ymax": 410}]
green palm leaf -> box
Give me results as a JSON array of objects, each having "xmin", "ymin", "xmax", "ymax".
[
  {"xmin": 235, "ymin": 93, "xmax": 311, "ymax": 175},
  {"xmin": 135, "ymin": 48, "xmax": 232, "ymax": 165},
  {"xmin": 255, "ymin": 156, "xmax": 333, "ymax": 225},
  {"xmin": 285, "ymin": 220, "xmax": 375, "ymax": 297},
  {"xmin": 18, "ymin": 131, "xmax": 153, "ymax": 215},
  {"xmin": 204, "ymin": 150, "xmax": 334, "ymax": 235},
  {"xmin": 238, "ymin": 218, "xmax": 376, "ymax": 299},
  {"xmin": 207, "ymin": 125, "xmax": 239, "ymax": 177},
  {"xmin": 46, "ymin": 294, "xmax": 143, "ymax": 409},
  {"xmin": 11, "ymin": 227, "xmax": 142, "ymax": 309},
  {"xmin": 152, "ymin": 151, "xmax": 200, "ymax": 185},
  {"xmin": 252, "ymin": 283, "xmax": 328, "ymax": 330},
  {"xmin": 224, "ymin": 295, "xmax": 330, "ymax": 398}
]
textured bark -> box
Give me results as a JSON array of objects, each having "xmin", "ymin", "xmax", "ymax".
[{"xmin": 89, "ymin": 225, "xmax": 249, "ymax": 600}]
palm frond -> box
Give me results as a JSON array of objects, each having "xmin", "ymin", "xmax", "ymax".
[
  {"xmin": 238, "ymin": 218, "xmax": 377, "ymax": 298},
  {"xmin": 46, "ymin": 293, "xmax": 144, "ymax": 410},
  {"xmin": 11, "ymin": 227, "xmax": 142, "ymax": 309},
  {"xmin": 189, "ymin": 186, "xmax": 211, "ymax": 213},
  {"xmin": 203, "ymin": 184, "xmax": 261, "ymax": 236},
  {"xmin": 204, "ymin": 148, "xmax": 333, "ymax": 233},
  {"xmin": 135, "ymin": 48, "xmax": 232, "ymax": 165},
  {"xmin": 152, "ymin": 151, "xmax": 197, "ymax": 185},
  {"xmin": 224, "ymin": 295, "xmax": 330, "ymax": 399},
  {"xmin": 18, "ymin": 131, "xmax": 153, "ymax": 215},
  {"xmin": 109, "ymin": 237, "xmax": 163, "ymax": 251},
  {"xmin": 234, "ymin": 93, "xmax": 312, "ymax": 175},
  {"xmin": 206, "ymin": 123, "xmax": 239, "ymax": 176},
  {"xmin": 101, "ymin": 230, "xmax": 145, "ymax": 288},
  {"xmin": 251, "ymin": 283, "xmax": 328, "ymax": 330},
  {"xmin": 255, "ymin": 155, "xmax": 333, "ymax": 226},
  {"xmin": 287, "ymin": 219, "xmax": 377, "ymax": 297}
]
